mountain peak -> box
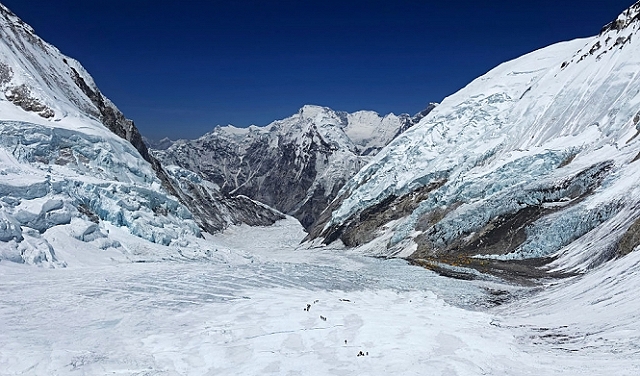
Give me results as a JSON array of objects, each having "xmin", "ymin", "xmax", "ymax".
[
  {"xmin": 599, "ymin": 1, "xmax": 640, "ymax": 35},
  {"xmin": 0, "ymin": 3, "xmax": 36, "ymax": 36},
  {"xmin": 298, "ymin": 104, "xmax": 336, "ymax": 120},
  {"xmin": 562, "ymin": 1, "xmax": 640, "ymax": 69}
]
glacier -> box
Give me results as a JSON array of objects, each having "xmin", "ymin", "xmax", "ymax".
[
  {"xmin": 1, "ymin": 218, "xmax": 639, "ymax": 375},
  {"xmin": 1, "ymin": 1, "xmax": 640, "ymax": 374},
  {"xmin": 0, "ymin": 118, "xmax": 204, "ymax": 266}
]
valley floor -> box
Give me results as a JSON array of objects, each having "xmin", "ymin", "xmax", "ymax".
[{"xmin": 1, "ymin": 218, "xmax": 639, "ymax": 375}]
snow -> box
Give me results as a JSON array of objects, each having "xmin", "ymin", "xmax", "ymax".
[
  {"xmin": 203, "ymin": 104, "xmax": 411, "ymax": 160},
  {"xmin": 155, "ymin": 104, "xmax": 421, "ymax": 229},
  {"xmin": 1, "ymin": 218, "xmax": 639, "ymax": 375}
]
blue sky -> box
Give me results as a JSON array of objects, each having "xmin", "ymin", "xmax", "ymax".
[{"xmin": 2, "ymin": 0, "xmax": 635, "ymax": 140}]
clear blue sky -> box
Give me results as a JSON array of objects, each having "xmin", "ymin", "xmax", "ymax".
[{"xmin": 2, "ymin": 0, "xmax": 635, "ymax": 140}]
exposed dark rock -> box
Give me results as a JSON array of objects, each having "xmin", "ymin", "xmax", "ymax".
[
  {"xmin": 417, "ymin": 205, "xmax": 552, "ymax": 260},
  {"xmin": 411, "ymin": 256, "xmax": 576, "ymax": 286},
  {"xmin": 589, "ymin": 41, "xmax": 602, "ymax": 55},
  {"xmin": 0, "ymin": 61, "xmax": 12, "ymax": 85},
  {"xmin": 291, "ymin": 183, "xmax": 345, "ymax": 230},
  {"xmin": 68, "ymin": 66, "xmax": 148, "ymax": 159},
  {"xmin": 4, "ymin": 84, "xmax": 54, "ymax": 118},
  {"xmin": 305, "ymin": 180, "xmax": 446, "ymax": 247},
  {"xmin": 225, "ymin": 136, "xmax": 325, "ymax": 216},
  {"xmin": 601, "ymin": 19, "xmax": 628, "ymax": 34},
  {"xmin": 340, "ymin": 181, "xmax": 446, "ymax": 247},
  {"xmin": 415, "ymin": 202, "xmax": 462, "ymax": 232},
  {"xmin": 617, "ymin": 216, "xmax": 640, "ymax": 257},
  {"xmin": 303, "ymin": 191, "xmax": 349, "ymax": 244},
  {"xmin": 599, "ymin": 2, "xmax": 640, "ymax": 35},
  {"xmin": 77, "ymin": 204, "xmax": 100, "ymax": 224},
  {"xmin": 165, "ymin": 170, "xmax": 285, "ymax": 233}
]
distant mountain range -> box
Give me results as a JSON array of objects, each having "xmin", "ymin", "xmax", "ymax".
[{"xmin": 153, "ymin": 104, "xmax": 435, "ymax": 229}]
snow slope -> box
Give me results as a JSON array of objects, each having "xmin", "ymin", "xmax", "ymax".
[
  {"xmin": 310, "ymin": 2, "xmax": 640, "ymax": 276},
  {"xmin": 155, "ymin": 104, "xmax": 435, "ymax": 229}
]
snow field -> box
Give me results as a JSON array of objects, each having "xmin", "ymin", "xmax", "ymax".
[
  {"xmin": 0, "ymin": 2, "xmax": 639, "ymax": 375},
  {"xmin": 1, "ymin": 219, "xmax": 639, "ymax": 375},
  {"xmin": 0, "ymin": 262, "xmax": 532, "ymax": 376}
]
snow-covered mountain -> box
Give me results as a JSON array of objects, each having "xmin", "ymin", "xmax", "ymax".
[
  {"xmin": 308, "ymin": 2, "xmax": 640, "ymax": 278},
  {"xmin": 143, "ymin": 136, "xmax": 175, "ymax": 151},
  {"xmin": 0, "ymin": 3, "xmax": 281, "ymax": 266},
  {"xmin": 154, "ymin": 104, "xmax": 435, "ymax": 229}
]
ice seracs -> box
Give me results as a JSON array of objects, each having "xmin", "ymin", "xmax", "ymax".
[{"xmin": 308, "ymin": 2, "xmax": 640, "ymax": 277}]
